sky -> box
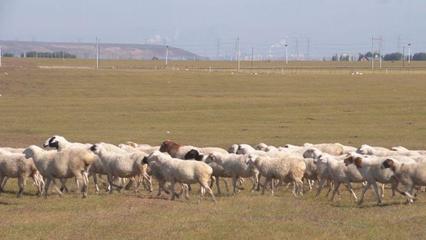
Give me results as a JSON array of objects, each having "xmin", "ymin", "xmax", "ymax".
[{"xmin": 1, "ymin": 0, "xmax": 425, "ymax": 59}]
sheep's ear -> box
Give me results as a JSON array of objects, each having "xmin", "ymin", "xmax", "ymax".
[
  {"xmin": 383, "ymin": 159, "xmax": 395, "ymax": 171},
  {"xmin": 343, "ymin": 156, "xmax": 352, "ymax": 166},
  {"xmin": 142, "ymin": 156, "xmax": 148, "ymax": 164},
  {"xmin": 89, "ymin": 144, "xmax": 97, "ymax": 152}
]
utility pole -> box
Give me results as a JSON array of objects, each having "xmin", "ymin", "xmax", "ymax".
[
  {"xmin": 165, "ymin": 45, "xmax": 169, "ymax": 66},
  {"xmin": 251, "ymin": 47, "xmax": 254, "ymax": 69},
  {"xmin": 402, "ymin": 46, "xmax": 405, "ymax": 68},
  {"xmin": 306, "ymin": 38, "xmax": 310, "ymax": 60},
  {"xmin": 96, "ymin": 37, "xmax": 99, "ymax": 70},
  {"xmin": 285, "ymin": 43, "xmax": 288, "ymax": 64},
  {"xmin": 371, "ymin": 37, "xmax": 374, "ymax": 70},
  {"xmin": 378, "ymin": 37, "xmax": 383, "ymax": 69},
  {"xmin": 216, "ymin": 39, "xmax": 220, "ymax": 60},
  {"xmin": 236, "ymin": 37, "xmax": 240, "ymax": 72},
  {"xmin": 295, "ymin": 38, "xmax": 299, "ymax": 61},
  {"xmin": 408, "ymin": 43, "xmax": 411, "ymax": 64}
]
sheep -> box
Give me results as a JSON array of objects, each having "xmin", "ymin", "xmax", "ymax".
[
  {"xmin": 23, "ymin": 145, "xmax": 96, "ymax": 198},
  {"xmin": 89, "ymin": 144, "xmax": 147, "ymax": 193},
  {"xmin": 357, "ymin": 144, "xmax": 419, "ymax": 157},
  {"xmin": 382, "ymin": 158, "xmax": 426, "ymax": 204},
  {"xmin": 343, "ymin": 155, "xmax": 397, "ymax": 205},
  {"xmin": 159, "ymin": 140, "xmax": 200, "ymax": 159},
  {"xmin": 303, "ymin": 158, "xmax": 317, "ymax": 191},
  {"xmin": 246, "ymin": 153, "xmax": 306, "ymax": 196},
  {"xmin": 304, "ymin": 143, "xmax": 344, "ymax": 156},
  {"xmin": 143, "ymin": 151, "xmax": 216, "ymax": 202},
  {"xmin": 43, "ymin": 135, "xmax": 91, "ymax": 151},
  {"xmin": 311, "ymin": 150, "xmax": 364, "ymax": 202},
  {"xmin": 0, "ymin": 147, "xmax": 25, "ymax": 153},
  {"xmin": 204, "ymin": 152, "xmax": 259, "ymax": 194},
  {"xmin": 391, "ymin": 146, "xmax": 426, "ymax": 156},
  {"xmin": 0, "ymin": 150, "xmax": 44, "ymax": 197}
]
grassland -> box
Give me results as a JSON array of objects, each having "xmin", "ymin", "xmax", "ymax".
[{"xmin": 1, "ymin": 58, "xmax": 426, "ymax": 239}]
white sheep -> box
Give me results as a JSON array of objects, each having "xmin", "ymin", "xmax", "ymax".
[
  {"xmin": 246, "ymin": 153, "xmax": 306, "ymax": 197},
  {"xmin": 43, "ymin": 135, "xmax": 91, "ymax": 150},
  {"xmin": 0, "ymin": 150, "xmax": 44, "ymax": 197},
  {"xmin": 143, "ymin": 151, "xmax": 216, "ymax": 202},
  {"xmin": 204, "ymin": 152, "xmax": 259, "ymax": 194},
  {"xmin": 90, "ymin": 144, "xmax": 147, "ymax": 193},
  {"xmin": 382, "ymin": 158, "xmax": 426, "ymax": 204},
  {"xmin": 304, "ymin": 143, "xmax": 344, "ymax": 156},
  {"xmin": 23, "ymin": 145, "xmax": 96, "ymax": 198}
]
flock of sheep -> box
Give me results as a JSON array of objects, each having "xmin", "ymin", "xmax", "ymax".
[{"xmin": 1, "ymin": 135, "xmax": 426, "ymax": 205}]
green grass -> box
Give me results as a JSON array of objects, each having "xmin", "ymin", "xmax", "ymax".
[{"xmin": 1, "ymin": 58, "xmax": 426, "ymax": 239}]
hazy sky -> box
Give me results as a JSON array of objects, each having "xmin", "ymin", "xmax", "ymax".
[{"xmin": 1, "ymin": 0, "xmax": 425, "ymax": 58}]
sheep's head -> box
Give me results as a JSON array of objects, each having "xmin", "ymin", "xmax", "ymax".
[
  {"xmin": 184, "ymin": 149, "xmax": 203, "ymax": 161},
  {"xmin": 23, "ymin": 146, "xmax": 37, "ymax": 159},
  {"xmin": 43, "ymin": 135, "xmax": 60, "ymax": 149},
  {"xmin": 344, "ymin": 156, "xmax": 363, "ymax": 168},
  {"xmin": 205, "ymin": 153, "xmax": 222, "ymax": 164},
  {"xmin": 382, "ymin": 159, "xmax": 396, "ymax": 172},
  {"xmin": 357, "ymin": 144, "xmax": 373, "ymax": 155},
  {"xmin": 228, "ymin": 144, "xmax": 238, "ymax": 153},
  {"xmin": 159, "ymin": 140, "xmax": 178, "ymax": 153},
  {"xmin": 245, "ymin": 153, "xmax": 258, "ymax": 165},
  {"xmin": 303, "ymin": 148, "xmax": 322, "ymax": 159},
  {"xmin": 255, "ymin": 143, "xmax": 268, "ymax": 151}
]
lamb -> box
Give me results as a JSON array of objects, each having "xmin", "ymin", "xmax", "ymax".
[
  {"xmin": 143, "ymin": 151, "xmax": 216, "ymax": 202},
  {"xmin": 23, "ymin": 145, "xmax": 96, "ymax": 198},
  {"xmin": 382, "ymin": 158, "xmax": 426, "ymax": 204},
  {"xmin": 204, "ymin": 152, "xmax": 259, "ymax": 194},
  {"xmin": 90, "ymin": 144, "xmax": 147, "ymax": 193},
  {"xmin": 303, "ymin": 158, "xmax": 317, "ymax": 191},
  {"xmin": 246, "ymin": 153, "xmax": 306, "ymax": 196},
  {"xmin": 0, "ymin": 150, "xmax": 44, "ymax": 197}
]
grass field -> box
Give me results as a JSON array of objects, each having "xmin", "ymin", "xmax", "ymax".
[{"xmin": 1, "ymin": 58, "xmax": 426, "ymax": 239}]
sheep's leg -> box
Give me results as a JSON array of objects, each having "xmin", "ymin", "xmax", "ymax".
[
  {"xmin": 371, "ymin": 182, "xmax": 382, "ymax": 205},
  {"xmin": 316, "ymin": 178, "xmax": 326, "ymax": 197},
  {"xmin": 200, "ymin": 181, "xmax": 216, "ymax": 203},
  {"xmin": 270, "ymin": 178, "xmax": 275, "ymax": 196},
  {"xmin": 345, "ymin": 182, "xmax": 358, "ymax": 202},
  {"xmin": 157, "ymin": 180, "xmax": 165, "ymax": 197},
  {"xmin": 170, "ymin": 181, "xmax": 177, "ymax": 201},
  {"xmin": 214, "ymin": 176, "xmax": 222, "ymax": 195},
  {"xmin": 93, "ymin": 174, "xmax": 100, "ymax": 193},
  {"xmin": 17, "ymin": 176, "xmax": 26, "ymax": 198},
  {"xmin": 0, "ymin": 175, "xmax": 5, "ymax": 193},
  {"xmin": 124, "ymin": 178, "xmax": 134, "ymax": 190},
  {"xmin": 380, "ymin": 183, "xmax": 385, "ymax": 199},
  {"xmin": 232, "ymin": 176, "xmax": 238, "ymax": 194},
  {"xmin": 0, "ymin": 176, "xmax": 7, "ymax": 191},
  {"xmin": 294, "ymin": 179, "xmax": 304, "ymax": 197},
  {"xmin": 59, "ymin": 178, "xmax": 69, "ymax": 193},
  {"xmin": 223, "ymin": 178, "xmax": 229, "ymax": 192},
  {"xmin": 45, "ymin": 178, "xmax": 63, "ymax": 198},
  {"xmin": 107, "ymin": 175, "xmax": 115, "ymax": 193},
  {"xmin": 358, "ymin": 182, "xmax": 371, "ymax": 205},
  {"xmin": 330, "ymin": 182, "xmax": 341, "ymax": 201},
  {"xmin": 262, "ymin": 177, "xmax": 271, "ymax": 195}
]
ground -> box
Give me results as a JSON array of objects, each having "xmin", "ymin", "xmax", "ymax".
[{"xmin": 0, "ymin": 58, "xmax": 426, "ymax": 239}]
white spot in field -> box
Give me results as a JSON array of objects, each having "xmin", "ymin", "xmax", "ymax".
[
  {"xmin": 4, "ymin": 72, "xmax": 8, "ymax": 76},
  {"xmin": 166, "ymin": 131, "xmax": 171, "ymax": 134}
]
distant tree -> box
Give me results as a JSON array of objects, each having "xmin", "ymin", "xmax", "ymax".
[
  {"xmin": 2, "ymin": 52, "xmax": 14, "ymax": 57},
  {"xmin": 152, "ymin": 56, "xmax": 159, "ymax": 60},
  {"xmin": 24, "ymin": 51, "xmax": 76, "ymax": 59},
  {"xmin": 412, "ymin": 52, "xmax": 426, "ymax": 61},
  {"xmin": 383, "ymin": 52, "xmax": 403, "ymax": 61}
]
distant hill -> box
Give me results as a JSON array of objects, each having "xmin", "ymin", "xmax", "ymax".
[{"xmin": 0, "ymin": 40, "xmax": 205, "ymax": 60}]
